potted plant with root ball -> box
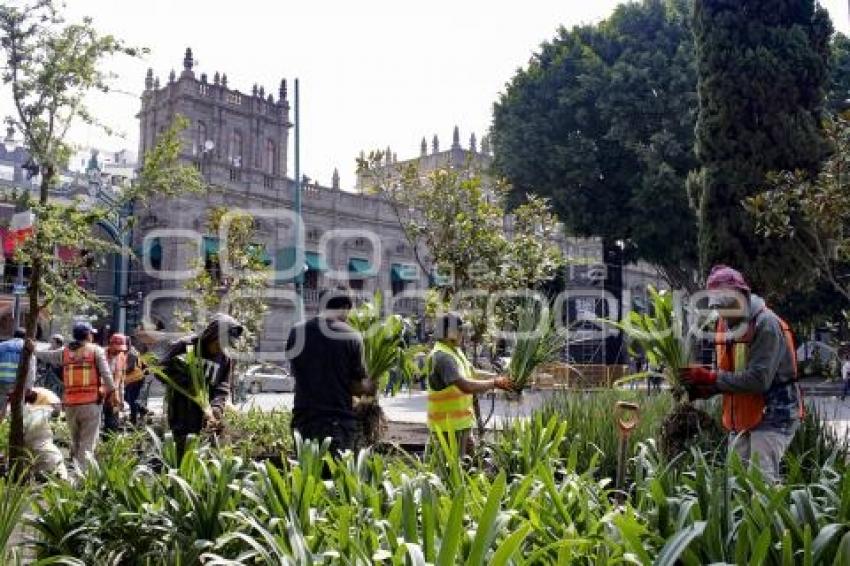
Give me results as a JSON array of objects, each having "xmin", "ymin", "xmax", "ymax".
[{"xmin": 606, "ymin": 287, "xmax": 720, "ymax": 458}]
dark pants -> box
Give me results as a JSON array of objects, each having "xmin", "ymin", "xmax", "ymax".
[
  {"xmin": 293, "ymin": 419, "xmax": 355, "ymax": 458},
  {"xmin": 103, "ymin": 402, "xmax": 120, "ymax": 433},
  {"xmin": 842, "ymin": 380, "xmax": 850, "ymax": 399},
  {"xmin": 125, "ymin": 380, "xmax": 146, "ymax": 424}
]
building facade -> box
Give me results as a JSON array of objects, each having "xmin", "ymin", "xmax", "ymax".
[{"xmin": 132, "ymin": 49, "xmax": 435, "ymax": 352}]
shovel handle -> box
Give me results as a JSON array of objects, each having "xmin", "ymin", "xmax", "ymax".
[{"xmin": 615, "ymin": 401, "xmax": 640, "ymax": 434}]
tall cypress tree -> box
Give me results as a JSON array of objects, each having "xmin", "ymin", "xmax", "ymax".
[{"xmin": 688, "ymin": 0, "xmax": 833, "ymax": 294}]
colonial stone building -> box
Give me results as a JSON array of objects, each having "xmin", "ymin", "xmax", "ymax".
[
  {"xmin": 132, "ymin": 49, "xmax": 436, "ymax": 352},
  {"xmin": 126, "ymin": 48, "xmax": 663, "ymax": 361}
]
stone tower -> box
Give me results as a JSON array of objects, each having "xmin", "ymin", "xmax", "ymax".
[{"xmin": 138, "ymin": 48, "xmax": 292, "ymax": 185}]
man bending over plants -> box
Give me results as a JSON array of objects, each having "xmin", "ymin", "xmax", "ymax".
[
  {"xmin": 680, "ymin": 265, "xmax": 803, "ymax": 482},
  {"xmin": 159, "ymin": 314, "xmax": 244, "ymax": 458},
  {"xmin": 427, "ymin": 312, "xmax": 513, "ymax": 457}
]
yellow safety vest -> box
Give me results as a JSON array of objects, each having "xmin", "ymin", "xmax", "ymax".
[{"xmin": 427, "ymin": 341, "xmax": 475, "ymax": 432}]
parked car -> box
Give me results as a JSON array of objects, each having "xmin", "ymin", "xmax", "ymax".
[{"xmin": 242, "ymin": 364, "xmax": 294, "ymax": 393}]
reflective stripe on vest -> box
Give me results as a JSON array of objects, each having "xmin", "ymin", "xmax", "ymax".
[
  {"xmin": 0, "ymin": 339, "xmax": 24, "ymax": 386},
  {"xmin": 427, "ymin": 342, "xmax": 475, "ymax": 432},
  {"xmin": 62, "ymin": 345, "xmax": 100, "ymax": 405},
  {"xmin": 716, "ymin": 308, "xmax": 803, "ymax": 432},
  {"xmin": 0, "ymin": 362, "xmax": 17, "ymax": 385}
]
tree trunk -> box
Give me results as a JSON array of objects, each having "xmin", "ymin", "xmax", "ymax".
[{"xmin": 8, "ymin": 167, "xmax": 50, "ymax": 478}]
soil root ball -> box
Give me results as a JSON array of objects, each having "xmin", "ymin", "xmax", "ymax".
[
  {"xmin": 660, "ymin": 403, "xmax": 720, "ymax": 459},
  {"xmin": 354, "ymin": 401, "xmax": 387, "ymax": 448}
]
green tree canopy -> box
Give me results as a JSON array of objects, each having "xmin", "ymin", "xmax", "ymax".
[
  {"xmin": 688, "ymin": 0, "xmax": 833, "ymax": 295},
  {"xmin": 492, "ymin": 0, "xmax": 698, "ymax": 288}
]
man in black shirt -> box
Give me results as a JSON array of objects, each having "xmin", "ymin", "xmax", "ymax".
[
  {"xmin": 286, "ymin": 288, "xmax": 373, "ymax": 455},
  {"xmin": 159, "ymin": 314, "xmax": 243, "ymax": 457}
]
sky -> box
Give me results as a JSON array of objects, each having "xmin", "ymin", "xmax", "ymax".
[{"xmin": 4, "ymin": 0, "xmax": 850, "ymax": 189}]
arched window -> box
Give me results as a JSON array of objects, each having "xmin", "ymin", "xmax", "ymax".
[
  {"xmin": 265, "ymin": 139, "xmax": 276, "ymax": 174},
  {"xmin": 196, "ymin": 121, "xmax": 207, "ymax": 155},
  {"xmin": 230, "ymin": 131, "xmax": 243, "ymax": 167}
]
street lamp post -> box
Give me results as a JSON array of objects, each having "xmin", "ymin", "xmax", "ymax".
[{"xmin": 292, "ymin": 78, "xmax": 304, "ymax": 318}]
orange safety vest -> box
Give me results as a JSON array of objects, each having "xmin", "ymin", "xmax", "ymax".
[
  {"xmin": 62, "ymin": 345, "xmax": 102, "ymax": 406},
  {"xmin": 716, "ymin": 307, "xmax": 803, "ymax": 432}
]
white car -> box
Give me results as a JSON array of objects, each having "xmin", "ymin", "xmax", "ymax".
[{"xmin": 243, "ymin": 364, "xmax": 294, "ymax": 393}]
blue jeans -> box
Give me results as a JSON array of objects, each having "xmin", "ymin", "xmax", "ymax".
[{"xmin": 842, "ymin": 380, "xmax": 850, "ymax": 399}]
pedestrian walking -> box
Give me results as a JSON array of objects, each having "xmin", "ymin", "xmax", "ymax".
[
  {"xmin": 0, "ymin": 327, "xmax": 36, "ymax": 423},
  {"xmin": 123, "ymin": 336, "xmax": 148, "ymax": 425},
  {"xmin": 103, "ymin": 333, "xmax": 128, "ymax": 433},
  {"xmin": 33, "ymin": 321, "xmax": 115, "ymax": 473},
  {"xmin": 158, "ymin": 314, "xmax": 243, "ymax": 459},
  {"xmin": 286, "ymin": 287, "xmax": 373, "ymax": 456},
  {"xmin": 841, "ymin": 351, "xmax": 850, "ymax": 401}
]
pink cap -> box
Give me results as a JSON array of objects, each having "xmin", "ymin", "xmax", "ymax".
[{"xmin": 706, "ymin": 265, "xmax": 750, "ymax": 292}]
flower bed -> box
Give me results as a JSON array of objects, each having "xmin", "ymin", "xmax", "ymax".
[{"xmin": 0, "ymin": 394, "xmax": 847, "ymax": 563}]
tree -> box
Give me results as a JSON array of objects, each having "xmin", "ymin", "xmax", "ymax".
[
  {"xmin": 688, "ymin": 0, "xmax": 833, "ymax": 295},
  {"xmin": 491, "ymin": 0, "xmax": 699, "ymax": 289},
  {"xmin": 0, "ymin": 0, "xmax": 203, "ymax": 473},
  {"xmin": 178, "ymin": 207, "xmax": 272, "ymax": 378},
  {"xmin": 747, "ymin": 118, "xmax": 850, "ymax": 305}
]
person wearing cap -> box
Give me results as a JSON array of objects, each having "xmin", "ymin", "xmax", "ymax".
[
  {"xmin": 427, "ymin": 312, "xmax": 513, "ymax": 456},
  {"xmin": 158, "ymin": 313, "xmax": 243, "ymax": 457},
  {"xmin": 103, "ymin": 333, "xmax": 128, "ymax": 433},
  {"xmin": 0, "ymin": 327, "xmax": 36, "ymax": 423},
  {"xmin": 286, "ymin": 287, "xmax": 373, "ymax": 455},
  {"xmin": 680, "ymin": 265, "xmax": 802, "ymax": 482},
  {"xmin": 34, "ymin": 321, "xmax": 115, "ymax": 472}
]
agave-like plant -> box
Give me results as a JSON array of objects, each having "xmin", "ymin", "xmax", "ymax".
[
  {"xmin": 146, "ymin": 343, "xmax": 213, "ymax": 419},
  {"xmin": 605, "ymin": 287, "xmax": 697, "ymax": 399},
  {"xmin": 506, "ymin": 304, "xmax": 567, "ymax": 392},
  {"xmin": 347, "ymin": 291, "xmax": 408, "ymax": 391},
  {"xmin": 347, "ymin": 292, "xmax": 412, "ymax": 445}
]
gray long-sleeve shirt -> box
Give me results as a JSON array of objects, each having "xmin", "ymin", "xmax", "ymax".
[
  {"xmin": 716, "ymin": 295, "xmax": 795, "ymax": 394},
  {"xmin": 36, "ymin": 343, "xmax": 115, "ymax": 390}
]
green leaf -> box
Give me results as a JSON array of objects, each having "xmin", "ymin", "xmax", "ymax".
[{"xmin": 654, "ymin": 522, "xmax": 706, "ymax": 566}]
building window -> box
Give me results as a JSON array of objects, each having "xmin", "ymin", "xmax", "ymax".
[
  {"xmin": 263, "ymin": 175, "xmax": 273, "ymax": 189},
  {"xmin": 348, "ymin": 278, "xmax": 364, "ymax": 291},
  {"xmin": 265, "ymin": 139, "xmax": 276, "ymax": 175},
  {"xmin": 229, "ymin": 131, "xmax": 243, "ymax": 167},
  {"xmin": 304, "ymin": 269, "xmax": 318, "ymax": 290},
  {"xmin": 195, "ymin": 121, "xmax": 207, "ymax": 156},
  {"xmin": 391, "ymin": 278, "xmax": 406, "ymax": 297}
]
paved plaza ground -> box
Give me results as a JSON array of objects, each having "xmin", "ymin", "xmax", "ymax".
[{"xmin": 147, "ymin": 390, "xmax": 850, "ymax": 441}]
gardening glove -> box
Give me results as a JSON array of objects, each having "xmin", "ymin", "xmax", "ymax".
[
  {"xmin": 493, "ymin": 377, "xmax": 515, "ymax": 392},
  {"xmin": 679, "ymin": 366, "xmax": 717, "ymax": 387}
]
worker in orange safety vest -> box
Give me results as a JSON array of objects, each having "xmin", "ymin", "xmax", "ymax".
[
  {"xmin": 680, "ymin": 265, "xmax": 803, "ymax": 482},
  {"xmin": 33, "ymin": 321, "xmax": 115, "ymax": 473}
]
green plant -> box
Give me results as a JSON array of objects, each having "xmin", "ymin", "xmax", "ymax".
[
  {"xmin": 347, "ymin": 291, "xmax": 407, "ymax": 391},
  {"xmin": 147, "ymin": 344, "xmax": 212, "ymax": 419},
  {"xmin": 607, "ymin": 287, "xmax": 696, "ymax": 397},
  {"xmin": 506, "ymin": 304, "xmax": 567, "ymax": 391}
]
